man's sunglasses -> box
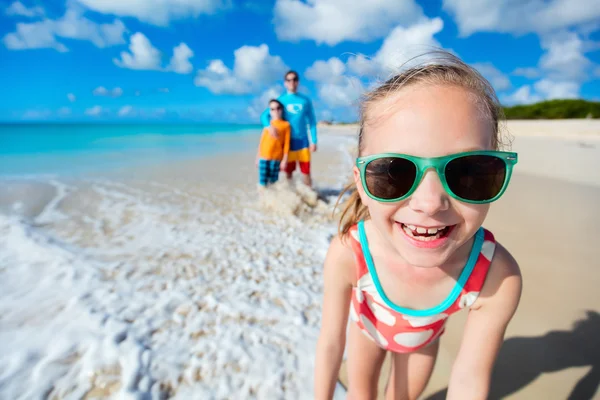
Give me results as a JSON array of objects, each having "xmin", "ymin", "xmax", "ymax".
[{"xmin": 356, "ymin": 151, "xmax": 518, "ymax": 204}]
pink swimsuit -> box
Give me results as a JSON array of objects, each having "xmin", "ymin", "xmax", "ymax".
[{"xmin": 348, "ymin": 221, "xmax": 496, "ymax": 353}]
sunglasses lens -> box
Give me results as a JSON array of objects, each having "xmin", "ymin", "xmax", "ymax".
[
  {"xmin": 365, "ymin": 157, "xmax": 417, "ymax": 200},
  {"xmin": 445, "ymin": 155, "xmax": 506, "ymax": 201}
]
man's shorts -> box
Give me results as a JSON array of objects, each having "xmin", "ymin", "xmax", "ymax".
[
  {"xmin": 284, "ymin": 147, "xmax": 311, "ymax": 175},
  {"xmin": 258, "ymin": 159, "xmax": 281, "ymax": 186}
]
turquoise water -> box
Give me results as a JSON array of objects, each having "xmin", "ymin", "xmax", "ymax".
[{"xmin": 0, "ymin": 123, "xmax": 261, "ymax": 176}]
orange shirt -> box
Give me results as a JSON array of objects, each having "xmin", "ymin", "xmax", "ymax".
[{"xmin": 258, "ymin": 119, "xmax": 291, "ymax": 161}]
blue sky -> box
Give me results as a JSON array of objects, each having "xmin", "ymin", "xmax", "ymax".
[{"xmin": 1, "ymin": 0, "xmax": 599, "ymax": 123}]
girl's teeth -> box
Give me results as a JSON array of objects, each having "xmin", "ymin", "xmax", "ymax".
[{"xmin": 401, "ymin": 224, "xmax": 449, "ymax": 241}]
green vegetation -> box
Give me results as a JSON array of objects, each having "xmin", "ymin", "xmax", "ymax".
[{"xmin": 503, "ymin": 99, "xmax": 600, "ymax": 119}]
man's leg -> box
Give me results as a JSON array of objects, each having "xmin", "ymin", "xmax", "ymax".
[
  {"xmin": 284, "ymin": 160, "xmax": 296, "ymax": 180},
  {"xmin": 299, "ymin": 161, "xmax": 311, "ymax": 187}
]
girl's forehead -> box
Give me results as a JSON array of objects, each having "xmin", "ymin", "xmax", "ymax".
[{"xmin": 362, "ymin": 85, "xmax": 495, "ymax": 156}]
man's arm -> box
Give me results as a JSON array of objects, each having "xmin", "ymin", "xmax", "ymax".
[
  {"xmin": 306, "ymin": 98, "xmax": 317, "ymax": 147},
  {"xmin": 260, "ymin": 107, "xmax": 271, "ymax": 128}
]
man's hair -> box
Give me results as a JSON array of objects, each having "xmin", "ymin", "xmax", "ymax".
[{"xmin": 284, "ymin": 70, "xmax": 299, "ymax": 80}]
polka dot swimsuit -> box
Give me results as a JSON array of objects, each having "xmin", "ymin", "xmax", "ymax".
[{"xmin": 348, "ymin": 221, "xmax": 496, "ymax": 353}]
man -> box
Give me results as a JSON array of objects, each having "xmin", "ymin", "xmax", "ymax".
[{"xmin": 261, "ymin": 70, "xmax": 317, "ymax": 187}]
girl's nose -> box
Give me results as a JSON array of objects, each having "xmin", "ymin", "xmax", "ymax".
[{"xmin": 407, "ymin": 170, "xmax": 450, "ymax": 216}]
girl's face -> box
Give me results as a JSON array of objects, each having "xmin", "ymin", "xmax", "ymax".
[
  {"xmin": 354, "ymin": 84, "xmax": 495, "ymax": 269},
  {"xmin": 269, "ymin": 101, "xmax": 283, "ymax": 120}
]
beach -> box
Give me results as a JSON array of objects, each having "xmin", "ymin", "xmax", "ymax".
[{"xmin": 1, "ymin": 120, "xmax": 599, "ymax": 399}]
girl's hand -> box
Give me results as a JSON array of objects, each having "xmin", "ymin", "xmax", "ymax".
[
  {"xmin": 447, "ymin": 243, "xmax": 522, "ymax": 400},
  {"xmin": 280, "ymin": 159, "xmax": 287, "ymax": 171},
  {"xmin": 268, "ymin": 125, "xmax": 279, "ymax": 139}
]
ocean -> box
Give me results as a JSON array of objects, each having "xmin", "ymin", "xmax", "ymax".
[
  {"xmin": 0, "ymin": 123, "xmax": 261, "ymax": 176},
  {"xmin": 0, "ymin": 123, "xmax": 351, "ymax": 399}
]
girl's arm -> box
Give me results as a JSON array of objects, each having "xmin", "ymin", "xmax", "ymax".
[
  {"xmin": 447, "ymin": 243, "xmax": 522, "ymax": 400},
  {"xmin": 315, "ymin": 235, "xmax": 355, "ymax": 400},
  {"xmin": 281, "ymin": 124, "xmax": 291, "ymax": 168},
  {"xmin": 256, "ymin": 131, "xmax": 265, "ymax": 166}
]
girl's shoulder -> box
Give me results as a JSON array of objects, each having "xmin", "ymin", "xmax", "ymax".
[
  {"xmin": 472, "ymin": 239, "xmax": 522, "ymax": 310},
  {"xmin": 326, "ymin": 230, "xmax": 360, "ymax": 284}
]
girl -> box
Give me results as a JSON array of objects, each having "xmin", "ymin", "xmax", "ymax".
[
  {"xmin": 315, "ymin": 53, "xmax": 523, "ymax": 400},
  {"xmin": 255, "ymin": 99, "xmax": 291, "ymax": 187}
]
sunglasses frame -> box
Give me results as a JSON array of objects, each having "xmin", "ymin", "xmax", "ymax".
[{"xmin": 356, "ymin": 150, "xmax": 518, "ymax": 204}]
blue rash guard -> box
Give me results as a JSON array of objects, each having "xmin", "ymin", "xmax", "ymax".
[{"xmin": 260, "ymin": 92, "xmax": 317, "ymax": 151}]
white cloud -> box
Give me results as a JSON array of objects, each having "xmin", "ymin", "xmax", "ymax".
[
  {"xmin": 194, "ymin": 60, "xmax": 251, "ymax": 94},
  {"xmin": 22, "ymin": 109, "xmax": 51, "ymax": 119},
  {"xmin": 167, "ymin": 43, "xmax": 194, "ymax": 74},
  {"xmin": 93, "ymin": 86, "xmax": 123, "ymax": 97},
  {"xmin": 115, "ymin": 33, "xmax": 195, "ymax": 74},
  {"xmin": 372, "ymin": 18, "xmax": 444, "ymax": 73},
  {"xmin": 318, "ymin": 77, "xmax": 364, "ymax": 108},
  {"xmin": 67, "ymin": 93, "xmax": 76, "ymax": 102},
  {"xmin": 6, "ymin": 1, "xmax": 44, "ymax": 18},
  {"xmin": 77, "ymin": 0, "xmax": 228, "ymax": 26},
  {"xmin": 233, "ymin": 44, "xmax": 288, "ymax": 84},
  {"xmin": 342, "ymin": 18, "xmax": 445, "ymax": 79},
  {"xmin": 118, "ymin": 105, "xmax": 135, "ymax": 117},
  {"xmin": 513, "ymin": 67, "xmax": 540, "ymax": 79},
  {"xmin": 85, "ymin": 105, "xmax": 103, "ymax": 116},
  {"xmin": 273, "ymin": 0, "xmax": 424, "ymax": 45},
  {"xmin": 304, "ymin": 57, "xmax": 364, "ymax": 108},
  {"xmin": 305, "ymin": 57, "xmax": 346, "ymax": 84},
  {"xmin": 502, "ymin": 79, "xmax": 580, "ymax": 105},
  {"xmin": 58, "ymin": 107, "xmax": 71, "ymax": 116},
  {"xmin": 247, "ymin": 86, "xmax": 283, "ymax": 119},
  {"xmin": 443, "ymin": 0, "xmax": 600, "ymax": 36},
  {"xmin": 114, "ymin": 32, "xmax": 162, "ymax": 70},
  {"xmin": 3, "ymin": 20, "xmax": 68, "ymax": 52},
  {"xmin": 501, "ymin": 85, "xmax": 542, "ymax": 105},
  {"xmin": 3, "ymin": 7, "xmax": 126, "ymax": 52},
  {"xmin": 534, "ymin": 79, "xmax": 579, "ymax": 99},
  {"xmin": 195, "ymin": 44, "xmax": 287, "ymax": 94},
  {"xmin": 303, "ymin": 18, "xmax": 444, "ymax": 112},
  {"xmin": 347, "ymin": 54, "xmax": 382, "ymax": 77},
  {"xmin": 539, "ymin": 32, "xmax": 591, "ymax": 81},
  {"xmin": 472, "ymin": 62, "xmax": 511, "ymax": 91}
]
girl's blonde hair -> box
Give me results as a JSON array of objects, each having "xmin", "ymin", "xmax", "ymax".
[{"xmin": 336, "ymin": 50, "xmax": 508, "ymax": 237}]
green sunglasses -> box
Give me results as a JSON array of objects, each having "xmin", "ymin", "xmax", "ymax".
[{"xmin": 356, "ymin": 150, "xmax": 518, "ymax": 204}]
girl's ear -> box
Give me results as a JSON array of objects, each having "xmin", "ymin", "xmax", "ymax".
[{"xmin": 353, "ymin": 166, "xmax": 367, "ymax": 203}]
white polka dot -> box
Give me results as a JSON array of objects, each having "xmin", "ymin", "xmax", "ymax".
[
  {"xmin": 350, "ymin": 229, "xmax": 360, "ymax": 242},
  {"xmin": 359, "ymin": 315, "xmax": 388, "ymax": 347},
  {"xmin": 366, "ymin": 297, "xmax": 396, "ymax": 326},
  {"xmin": 480, "ymin": 240, "xmax": 495, "ymax": 262},
  {"xmin": 459, "ymin": 291, "xmax": 479, "ymax": 308},
  {"xmin": 358, "ymin": 274, "xmax": 385, "ymax": 304},
  {"xmin": 402, "ymin": 313, "xmax": 448, "ymax": 328},
  {"xmin": 393, "ymin": 329, "xmax": 434, "ymax": 348},
  {"xmin": 355, "ymin": 288, "xmax": 364, "ymax": 303},
  {"xmin": 349, "ymin": 302, "xmax": 359, "ymax": 322}
]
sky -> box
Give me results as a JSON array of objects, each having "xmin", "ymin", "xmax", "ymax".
[{"xmin": 0, "ymin": 0, "xmax": 599, "ymax": 123}]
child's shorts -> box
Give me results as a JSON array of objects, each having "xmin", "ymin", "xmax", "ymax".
[{"xmin": 259, "ymin": 159, "xmax": 281, "ymax": 186}]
